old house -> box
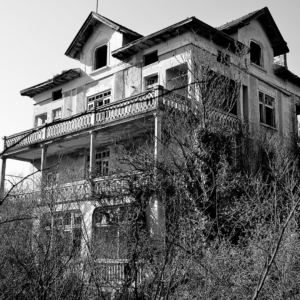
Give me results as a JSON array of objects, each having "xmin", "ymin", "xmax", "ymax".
[{"xmin": 1, "ymin": 6, "xmax": 300, "ymax": 295}]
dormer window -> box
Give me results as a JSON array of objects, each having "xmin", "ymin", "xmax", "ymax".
[
  {"xmin": 94, "ymin": 45, "xmax": 108, "ymax": 70},
  {"xmin": 250, "ymin": 41, "xmax": 262, "ymax": 67},
  {"xmin": 52, "ymin": 89, "xmax": 62, "ymax": 101}
]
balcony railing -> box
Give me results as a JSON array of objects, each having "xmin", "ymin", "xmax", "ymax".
[{"xmin": 4, "ymin": 87, "xmax": 241, "ymax": 153}]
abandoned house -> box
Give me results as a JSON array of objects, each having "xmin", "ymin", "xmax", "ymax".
[{"xmin": 1, "ymin": 6, "xmax": 300, "ymax": 293}]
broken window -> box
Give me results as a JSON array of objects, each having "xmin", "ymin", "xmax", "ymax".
[
  {"xmin": 259, "ymin": 92, "xmax": 275, "ymax": 127},
  {"xmin": 94, "ymin": 45, "xmax": 108, "ymax": 70},
  {"xmin": 87, "ymin": 90, "xmax": 111, "ymax": 110},
  {"xmin": 144, "ymin": 51, "xmax": 158, "ymax": 66},
  {"xmin": 41, "ymin": 211, "xmax": 82, "ymax": 257},
  {"xmin": 217, "ymin": 50, "xmax": 230, "ymax": 66},
  {"xmin": 52, "ymin": 89, "xmax": 62, "ymax": 101},
  {"xmin": 250, "ymin": 41, "xmax": 262, "ymax": 66},
  {"xmin": 52, "ymin": 107, "xmax": 62, "ymax": 121}
]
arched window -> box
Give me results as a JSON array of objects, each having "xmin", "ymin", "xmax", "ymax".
[{"xmin": 94, "ymin": 45, "xmax": 108, "ymax": 70}]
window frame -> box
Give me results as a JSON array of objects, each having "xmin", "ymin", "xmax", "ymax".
[
  {"xmin": 41, "ymin": 210, "xmax": 82, "ymax": 257},
  {"xmin": 144, "ymin": 73, "xmax": 159, "ymax": 91},
  {"xmin": 86, "ymin": 148, "xmax": 110, "ymax": 176},
  {"xmin": 250, "ymin": 40, "xmax": 263, "ymax": 67},
  {"xmin": 93, "ymin": 44, "xmax": 109, "ymax": 71},
  {"xmin": 259, "ymin": 91, "xmax": 276, "ymax": 128},
  {"xmin": 87, "ymin": 90, "xmax": 111, "ymax": 111},
  {"xmin": 92, "ymin": 205, "xmax": 131, "ymax": 259},
  {"xmin": 52, "ymin": 107, "xmax": 62, "ymax": 121}
]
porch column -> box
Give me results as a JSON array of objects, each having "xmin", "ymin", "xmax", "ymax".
[
  {"xmin": 41, "ymin": 145, "xmax": 48, "ymax": 183},
  {"xmin": 0, "ymin": 137, "xmax": 7, "ymax": 197},
  {"xmin": 148, "ymin": 112, "xmax": 165, "ymax": 243},
  {"xmin": 154, "ymin": 112, "xmax": 162, "ymax": 168},
  {"xmin": 0, "ymin": 158, "xmax": 6, "ymax": 197},
  {"xmin": 89, "ymin": 131, "xmax": 97, "ymax": 177}
]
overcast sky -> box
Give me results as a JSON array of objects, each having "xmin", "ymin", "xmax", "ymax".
[{"xmin": 0, "ymin": 0, "xmax": 299, "ymax": 176}]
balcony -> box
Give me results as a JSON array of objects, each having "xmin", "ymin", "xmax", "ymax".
[{"xmin": 3, "ymin": 87, "xmax": 241, "ymax": 158}]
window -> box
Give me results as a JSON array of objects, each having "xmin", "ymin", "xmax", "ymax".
[
  {"xmin": 87, "ymin": 90, "xmax": 111, "ymax": 110},
  {"xmin": 93, "ymin": 206, "xmax": 130, "ymax": 259},
  {"xmin": 35, "ymin": 113, "xmax": 47, "ymax": 127},
  {"xmin": 46, "ymin": 171, "xmax": 59, "ymax": 186},
  {"xmin": 144, "ymin": 51, "xmax": 158, "ymax": 66},
  {"xmin": 87, "ymin": 149, "xmax": 110, "ymax": 175},
  {"xmin": 250, "ymin": 41, "xmax": 262, "ymax": 67},
  {"xmin": 217, "ymin": 50, "xmax": 230, "ymax": 66},
  {"xmin": 259, "ymin": 92, "xmax": 275, "ymax": 127},
  {"xmin": 145, "ymin": 74, "xmax": 158, "ymax": 90},
  {"xmin": 94, "ymin": 45, "xmax": 108, "ymax": 70},
  {"xmin": 41, "ymin": 211, "xmax": 82, "ymax": 257},
  {"xmin": 52, "ymin": 89, "xmax": 62, "ymax": 101},
  {"xmin": 52, "ymin": 108, "xmax": 62, "ymax": 121}
]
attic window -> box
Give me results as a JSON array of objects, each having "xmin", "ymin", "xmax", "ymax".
[
  {"xmin": 94, "ymin": 45, "xmax": 108, "ymax": 70},
  {"xmin": 250, "ymin": 41, "xmax": 262, "ymax": 66},
  {"xmin": 52, "ymin": 89, "xmax": 62, "ymax": 101},
  {"xmin": 144, "ymin": 51, "xmax": 158, "ymax": 66}
]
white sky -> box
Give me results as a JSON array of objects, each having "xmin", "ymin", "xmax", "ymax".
[{"xmin": 0, "ymin": 0, "xmax": 299, "ymax": 176}]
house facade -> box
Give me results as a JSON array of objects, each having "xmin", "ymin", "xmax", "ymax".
[{"xmin": 1, "ymin": 6, "xmax": 300, "ymax": 293}]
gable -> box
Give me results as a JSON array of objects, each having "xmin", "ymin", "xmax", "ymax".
[
  {"xmin": 218, "ymin": 7, "xmax": 289, "ymax": 56},
  {"xmin": 65, "ymin": 12, "xmax": 143, "ymax": 60}
]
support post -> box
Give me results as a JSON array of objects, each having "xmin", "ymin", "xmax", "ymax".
[
  {"xmin": 0, "ymin": 136, "xmax": 7, "ymax": 197},
  {"xmin": 89, "ymin": 131, "xmax": 97, "ymax": 178},
  {"xmin": 0, "ymin": 158, "xmax": 6, "ymax": 197},
  {"xmin": 154, "ymin": 112, "xmax": 162, "ymax": 169},
  {"xmin": 148, "ymin": 112, "xmax": 165, "ymax": 243},
  {"xmin": 41, "ymin": 145, "xmax": 48, "ymax": 183}
]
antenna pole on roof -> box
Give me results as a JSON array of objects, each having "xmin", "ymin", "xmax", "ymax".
[{"xmin": 96, "ymin": 0, "xmax": 98, "ymax": 13}]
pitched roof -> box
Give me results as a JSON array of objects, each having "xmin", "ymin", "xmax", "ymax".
[
  {"xmin": 20, "ymin": 69, "xmax": 81, "ymax": 98},
  {"xmin": 65, "ymin": 12, "xmax": 143, "ymax": 60},
  {"xmin": 112, "ymin": 17, "xmax": 247, "ymax": 60},
  {"xmin": 217, "ymin": 7, "xmax": 289, "ymax": 56}
]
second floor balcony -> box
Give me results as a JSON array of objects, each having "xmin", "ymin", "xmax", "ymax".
[{"xmin": 3, "ymin": 86, "xmax": 242, "ymax": 159}]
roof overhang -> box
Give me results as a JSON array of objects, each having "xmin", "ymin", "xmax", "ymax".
[
  {"xmin": 20, "ymin": 69, "xmax": 81, "ymax": 98},
  {"xmin": 65, "ymin": 12, "xmax": 143, "ymax": 60},
  {"xmin": 274, "ymin": 65, "xmax": 300, "ymax": 87},
  {"xmin": 112, "ymin": 17, "xmax": 247, "ymax": 60},
  {"xmin": 218, "ymin": 7, "xmax": 289, "ymax": 56}
]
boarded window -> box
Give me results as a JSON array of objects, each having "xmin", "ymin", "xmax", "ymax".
[
  {"xmin": 95, "ymin": 45, "xmax": 108, "ymax": 70},
  {"xmin": 250, "ymin": 41, "xmax": 262, "ymax": 66},
  {"xmin": 144, "ymin": 51, "xmax": 158, "ymax": 66}
]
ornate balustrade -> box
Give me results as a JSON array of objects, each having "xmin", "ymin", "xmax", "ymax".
[
  {"xmin": 4, "ymin": 87, "xmax": 241, "ymax": 152},
  {"xmin": 5, "ymin": 89, "xmax": 160, "ymax": 152}
]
